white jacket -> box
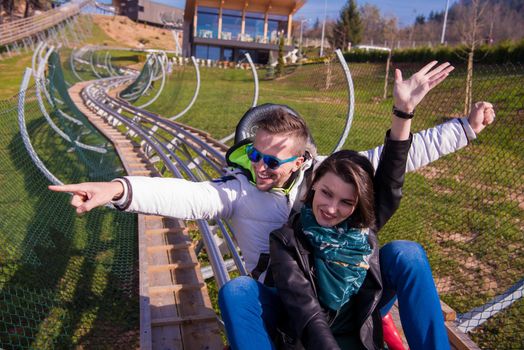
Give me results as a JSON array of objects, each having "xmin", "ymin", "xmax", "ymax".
[{"xmin": 114, "ymin": 118, "xmax": 476, "ymax": 277}]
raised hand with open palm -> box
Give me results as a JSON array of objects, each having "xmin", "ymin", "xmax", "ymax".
[{"xmin": 393, "ymin": 61, "xmax": 455, "ymax": 113}]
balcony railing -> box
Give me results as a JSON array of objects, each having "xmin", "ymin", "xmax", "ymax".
[{"xmin": 196, "ymin": 29, "xmax": 289, "ymax": 45}]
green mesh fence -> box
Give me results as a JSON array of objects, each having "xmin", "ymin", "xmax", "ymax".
[
  {"xmin": 136, "ymin": 60, "xmax": 258, "ymax": 140},
  {"xmin": 257, "ymin": 56, "xmax": 352, "ymax": 154},
  {"xmin": 120, "ymin": 56, "xmax": 154, "ymax": 103},
  {"xmin": 0, "ymin": 84, "xmax": 139, "ymax": 348}
]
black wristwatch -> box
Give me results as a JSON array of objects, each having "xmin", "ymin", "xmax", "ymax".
[{"xmin": 392, "ymin": 106, "xmax": 415, "ymax": 119}]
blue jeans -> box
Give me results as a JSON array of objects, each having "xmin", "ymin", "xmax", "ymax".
[{"xmin": 218, "ymin": 240, "xmax": 450, "ymax": 350}]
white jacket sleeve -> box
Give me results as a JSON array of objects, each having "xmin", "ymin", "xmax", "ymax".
[
  {"xmin": 360, "ymin": 118, "xmax": 476, "ymax": 172},
  {"xmin": 113, "ymin": 176, "xmax": 239, "ymax": 220}
]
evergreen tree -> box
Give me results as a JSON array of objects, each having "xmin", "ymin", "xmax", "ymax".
[
  {"xmin": 415, "ymin": 15, "xmax": 426, "ymax": 25},
  {"xmin": 313, "ymin": 17, "xmax": 320, "ymax": 30},
  {"xmin": 330, "ymin": 0, "xmax": 363, "ymax": 51},
  {"xmin": 276, "ymin": 32, "xmax": 285, "ymax": 77}
]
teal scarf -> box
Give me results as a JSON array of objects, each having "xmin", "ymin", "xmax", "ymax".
[{"xmin": 301, "ymin": 205, "xmax": 372, "ymax": 311}]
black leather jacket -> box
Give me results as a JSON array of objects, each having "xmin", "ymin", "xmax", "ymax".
[{"xmin": 269, "ymin": 132, "xmax": 412, "ymax": 350}]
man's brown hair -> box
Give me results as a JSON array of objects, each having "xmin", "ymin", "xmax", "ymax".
[{"xmin": 255, "ymin": 107, "xmax": 310, "ymax": 156}]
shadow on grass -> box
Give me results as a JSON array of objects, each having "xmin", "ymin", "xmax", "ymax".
[{"xmin": 0, "ymin": 114, "xmax": 139, "ymax": 349}]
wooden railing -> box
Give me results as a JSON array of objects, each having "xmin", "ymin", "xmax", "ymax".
[{"xmin": 0, "ymin": 0, "xmax": 91, "ymax": 46}]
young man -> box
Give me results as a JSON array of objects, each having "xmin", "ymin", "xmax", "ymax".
[{"xmin": 50, "ymin": 62, "xmax": 495, "ymax": 348}]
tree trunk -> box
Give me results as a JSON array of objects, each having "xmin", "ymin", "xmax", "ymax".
[
  {"xmin": 464, "ymin": 50, "xmax": 474, "ymax": 115},
  {"xmin": 325, "ymin": 57, "xmax": 332, "ymax": 90},
  {"xmin": 0, "ymin": 0, "xmax": 3, "ymax": 24},
  {"xmin": 24, "ymin": 0, "xmax": 31, "ymax": 18},
  {"xmin": 383, "ymin": 49, "xmax": 392, "ymax": 100}
]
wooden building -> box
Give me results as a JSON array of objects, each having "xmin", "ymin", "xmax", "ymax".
[
  {"xmin": 113, "ymin": 0, "xmax": 183, "ymax": 27},
  {"xmin": 182, "ymin": 0, "xmax": 306, "ymax": 64}
]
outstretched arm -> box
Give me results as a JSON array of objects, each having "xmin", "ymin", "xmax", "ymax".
[
  {"xmin": 49, "ymin": 181, "xmax": 123, "ymax": 214},
  {"xmin": 49, "ymin": 176, "xmax": 239, "ymax": 219},
  {"xmin": 361, "ymin": 61, "xmax": 495, "ymax": 170}
]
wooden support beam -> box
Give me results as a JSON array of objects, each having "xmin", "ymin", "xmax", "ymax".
[
  {"xmin": 149, "ymin": 283, "xmax": 205, "ymax": 295},
  {"xmin": 145, "ymin": 227, "xmax": 188, "ymax": 235},
  {"xmin": 148, "ymin": 262, "xmax": 198, "ymax": 272},
  {"xmin": 287, "ymin": 13, "xmax": 292, "ymax": 45},
  {"xmin": 194, "ymin": 1, "xmax": 199, "ymax": 37},
  {"xmin": 147, "ymin": 242, "xmax": 193, "ymax": 253},
  {"xmin": 441, "ymin": 300, "xmax": 457, "ymax": 322},
  {"xmin": 241, "ymin": 1, "xmax": 247, "ymax": 36},
  {"xmin": 446, "ymin": 321, "xmax": 481, "ymax": 350},
  {"xmin": 218, "ymin": 0, "xmax": 224, "ymax": 39},
  {"xmin": 151, "ymin": 313, "xmax": 217, "ymax": 326},
  {"xmin": 263, "ymin": 5, "xmax": 269, "ymax": 43}
]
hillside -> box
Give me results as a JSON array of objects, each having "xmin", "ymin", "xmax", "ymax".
[{"xmin": 91, "ymin": 14, "xmax": 177, "ymax": 50}]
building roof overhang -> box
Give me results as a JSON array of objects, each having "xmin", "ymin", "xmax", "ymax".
[{"xmin": 184, "ymin": 0, "xmax": 307, "ymax": 20}]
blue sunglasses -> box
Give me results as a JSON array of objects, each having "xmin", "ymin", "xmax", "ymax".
[{"xmin": 246, "ymin": 144, "xmax": 298, "ymax": 170}]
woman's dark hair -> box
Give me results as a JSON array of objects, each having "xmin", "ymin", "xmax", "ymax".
[{"xmin": 304, "ymin": 150, "xmax": 376, "ymax": 229}]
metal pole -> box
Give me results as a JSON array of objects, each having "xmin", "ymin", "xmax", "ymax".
[
  {"xmin": 299, "ymin": 21, "xmax": 304, "ymax": 56},
  {"xmin": 320, "ymin": 0, "xmax": 327, "ymax": 56},
  {"xmin": 299, "ymin": 19, "xmax": 308, "ymax": 58},
  {"xmin": 440, "ymin": 0, "xmax": 450, "ymax": 44}
]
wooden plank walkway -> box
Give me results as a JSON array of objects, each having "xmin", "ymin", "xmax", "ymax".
[
  {"xmin": 69, "ymin": 82, "xmax": 223, "ymax": 350},
  {"xmin": 0, "ymin": 0, "xmax": 90, "ymax": 46}
]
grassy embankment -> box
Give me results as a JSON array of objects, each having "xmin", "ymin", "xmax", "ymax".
[{"xmin": 0, "ymin": 16, "xmax": 142, "ymax": 349}]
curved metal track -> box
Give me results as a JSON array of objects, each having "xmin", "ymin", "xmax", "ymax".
[
  {"xmin": 169, "ymin": 56, "xmax": 201, "ymax": 121},
  {"xmin": 82, "ymin": 76, "xmax": 248, "ymax": 284}
]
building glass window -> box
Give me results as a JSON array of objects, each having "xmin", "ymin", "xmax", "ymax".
[
  {"xmin": 268, "ymin": 14, "xmax": 288, "ymax": 44},
  {"xmin": 267, "ymin": 21, "xmax": 279, "ymax": 44},
  {"xmin": 208, "ymin": 46, "xmax": 220, "ymax": 60},
  {"xmin": 197, "ymin": 6, "xmax": 219, "ymax": 38},
  {"xmin": 222, "ymin": 48, "xmax": 233, "ymax": 61},
  {"xmin": 245, "ymin": 12, "xmax": 265, "ymax": 43},
  {"xmin": 195, "ymin": 45, "xmax": 208, "ymax": 59},
  {"xmin": 222, "ymin": 9, "xmax": 242, "ymax": 41},
  {"xmin": 194, "ymin": 45, "xmax": 221, "ymax": 61}
]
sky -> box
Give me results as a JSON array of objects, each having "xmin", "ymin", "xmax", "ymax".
[
  {"xmin": 147, "ymin": 0, "xmax": 456, "ymax": 28},
  {"xmin": 297, "ymin": 0, "xmax": 456, "ymax": 27}
]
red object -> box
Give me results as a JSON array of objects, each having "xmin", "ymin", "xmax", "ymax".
[{"xmin": 382, "ymin": 312, "xmax": 408, "ymax": 350}]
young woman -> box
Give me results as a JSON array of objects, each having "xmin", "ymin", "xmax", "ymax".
[{"xmin": 269, "ymin": 143, "xmax": 411, "ymax": 349}]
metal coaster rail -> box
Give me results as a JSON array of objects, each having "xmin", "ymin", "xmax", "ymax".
[{"xmin": 81, "ymin": 75, "xmax": 249, "ymax": 287}]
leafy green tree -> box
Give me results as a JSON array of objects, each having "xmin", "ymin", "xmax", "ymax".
[{"xmin": 330, "ymin": 0, "xmax": 363, "ymax": 51}]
